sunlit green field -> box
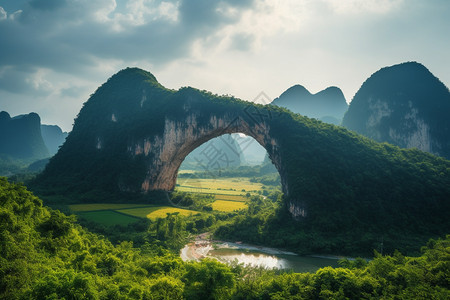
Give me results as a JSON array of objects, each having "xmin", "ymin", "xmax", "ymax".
[
  {"xmin": 116, "ymin": 206, "xmax": 199, "ymax": 219},
  {"xmin": 69, "ymin": 203, "xmax": 153, "ymax": 212},
  {"xmin": 70, "ymin": 203, "xmax": 200, "ymax": 225},
  {"xmin": 69, "ymin": 174, "xmax": 268, "ymax": 225},
  {"xmin": 214, "ymin": 194, "xmax": 247, "ymax": 202},
  {"xmin": 211, "ymin": 200, "xmax": 247, "ymax": 212},
  {"xmin": 145, "ymin": 207, "xmax": 200, "ymax": 219},
  {"xmin": 77, "ymin": 210, "xmax": 140, "ymax": 226},
  {"xmin": 176, "ymin": 177, "xmax": 263, "ymax": 195}
]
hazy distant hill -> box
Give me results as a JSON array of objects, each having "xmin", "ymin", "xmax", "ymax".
[
  {"xmin": 342, "ymin": 62, "xmax": 450, "ymax": 159},
  {"xmin": 41, "ymin": 124, "xmax": 68, "ymax": 156},
  {"xmin": 0, "ymin": 111, "xmax": 49, "ymax": 160},
  {"xmin": 271, "ymin": 85, "xmax": 348, "ymax": 124},
  {"xmin": 181, "ymin": 134, "xmax": 244, "ymax": 170},
  {"xmin": 0, "ymin": 111, "xmax": 68, "ymax": 175},
  {"xmin": 232, "ymin": 134, "xmax": 268, "ymax": 165}
]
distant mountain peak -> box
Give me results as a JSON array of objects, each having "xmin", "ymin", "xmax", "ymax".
[
  {"xmin": 0, "ymin": 111, "xmax": 11, "ymax": 118},
  {"xmin": 41, "ymin": 124, "xmax": 68, "ymax": 156},
  {"xmin": 318, "ymin": 86, "xmax": 344, "ymax": 96},
  {"xmin": 279, "ymin": 84, "xmax": 312, "ymax": 98},
  {"xmin": 110, "ymin": 67, "xmax": 159, "ymax": 84},
  {"xmin": 0, "ymin": 112, "xmax": 49, "ymax": 160},
  {"xmin": 342, "ymin": 61, "xmax": 450, "ymax": 159},
  {"xmin": 271, "ymin": 84, "xmax": 348, "ymax": 124}
]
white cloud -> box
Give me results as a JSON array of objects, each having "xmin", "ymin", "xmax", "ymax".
[
  {"xmin": 25, "ymin": 69, "xmax": 53, "ymax": 94},
  {"xmin": 9, "ymin": 10, "xmax": 22, "ymax": 20},
  {"xmin": 324, "ymin": 0, "xmax": 404, "ymax": 15},
  {"xmin": 0, "ymin": 7, "xmax": 7, "ymax": 20},
  {"xmin": 0, "ymin": 0, "xmax": 448, "ymax": 132}
]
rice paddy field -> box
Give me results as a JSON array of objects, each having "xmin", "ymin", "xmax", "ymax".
[
  {"xmin": 69, "ymin": 203, "xmax": 201, "ymax": 226},
  {"xmin": 69, "ymin": 174, "xmax": 269, "ymax": 225},
  {"xmin": 77, "ymin": 210, "xmax": 140, "ymax": 226},
  {"xmin": 176, "ymin": 177, "xmax": 263, "ymax": 195},
  {"xmin": 214, "ymin": 194, "xmax": 247, "ymax": 202},
  {"xmin": 211, "ymin": 200, "xmax": 247, "ymax": 212},
  {"xmin": 145, "ymin": 207, "xmax": 200, "ymax": 219},
  {"xmin": 69, "ymin": 203, "xmax": 153, "ymax": 212},
  {"xmin": 116, "ymin": 206, "xmax": 199, "ymax": 220}
]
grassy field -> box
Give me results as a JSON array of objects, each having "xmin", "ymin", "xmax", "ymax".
[
  {"xmin": 211, "ymin": 200, "xmax": 247, "ymax": 212},
  {"xmin": 146, "ymin": 207, "xmax": 200, "ymax": 220},
  {"xmin": 176, "ymin": 176, "xmax": 263, "ymax": 212},
  {"xmin": 214, "ymin": 194, "xmax": 248, "ymax": 202},
  {"xmin": 70, "ymin": 175, "xmax": 266, "ymax": 226},
  {"xmin": 176, "ymin": 177, "xmax": 263, "ymax": 195},
  {"xmin": 71, "ymin": 203, "xmax": 199, "ymax": 225},
  {"xmin": 77, "ymin": 210, "xmax": 140, "ymax": 226},
  {"xmin": 178, "ymin": 170, "xmax": 197, "ymax": 175},
  {"xmin": 69, "ymin": 203, "xmax": 153, "ymax": 212},
  {"xmin": 115, "ymin": 206, "xmax": 163, "ymax": 218},
  {"xmin": 115, "ymin": 206, "xmax": 198, "ymax": 219}
]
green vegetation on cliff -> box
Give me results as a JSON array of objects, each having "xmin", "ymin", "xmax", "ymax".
[
  {"xmin": 342, "ymin": 61, "xmax": 450, "ymax": 159},
  {"xmin": 32, "ymin": 67, "xmax": 450, "ymax": 256}
]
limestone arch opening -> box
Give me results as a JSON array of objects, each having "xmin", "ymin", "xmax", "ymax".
[{"xmin": 169, "ymin": 133, "xmax": 283, "ymax": 211}]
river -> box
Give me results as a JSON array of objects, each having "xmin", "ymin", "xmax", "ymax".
[{"xmin": 180, "ymin": 235, "xmax": 341, "ymax": 273}]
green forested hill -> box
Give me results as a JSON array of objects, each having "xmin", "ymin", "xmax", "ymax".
[
  {"xmin": 32, "ymin": 67, "xmax": 450, "ymax": 254},
  {"xmin": 1, "ymin": 178, "xmax": 449, "ymax": 299},
  {"xmin": 342, "ymin": 61, "xmax": 450, "ymax": 159}
]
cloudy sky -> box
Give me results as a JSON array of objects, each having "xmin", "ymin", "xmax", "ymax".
[{"xmin": 0, "ymin": 0, "xmax": 449, "ymax": 131}]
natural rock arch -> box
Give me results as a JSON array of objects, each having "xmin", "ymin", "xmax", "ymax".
[
  {"xmin": 136, "ymin": 112, "xmax": 284, "ymax": 194},
  {"xmin": 38, "ymin": 68, "xmax": 450, "ymax": 227}
]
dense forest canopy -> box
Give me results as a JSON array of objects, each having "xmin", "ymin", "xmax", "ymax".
[
  {"xmin": 1, "ymin": 178, "xmax": 449, "ymax": 299},
  {"xmin": 343, "ymin": 61, "xmax": 450, "ymax": 159}
]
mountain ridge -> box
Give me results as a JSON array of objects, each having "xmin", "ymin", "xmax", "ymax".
[
  {"xmin": 271, "ymin": 84, "xmax": 348, "ymax": 124},
  {"xmin": 0, "ymin": 111, "xmax": 49, "ymax": 161}
]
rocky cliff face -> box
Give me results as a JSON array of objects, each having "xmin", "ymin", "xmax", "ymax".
[
  {"xmin": 271, "ymin": 85, "xmax": 348, "ymax": 125},
  {"xmin": 0, "ymin": 111, "xmax": 49, "ymax": 160},
  {"xmin": 342, "ymin": 62, "xmax": 450, "ymax": 159},
  {"xmin": 126, "ymin": 112, "xmax": 281, "ymax": 192}
]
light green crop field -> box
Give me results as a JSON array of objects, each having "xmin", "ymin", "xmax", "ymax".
[
  {"xmin": 69, "ymin": 176, "xmax": 260, "ymax": 225},
  {"xmin": 69, "ymin": 203, "xmax": 153, "ymax": 212},
  {"xmin": 116, "ymin": 206, "xmax": 162, "ymax": 218},
  {"xmin": 214, "ymin": 194, "xmax": 248, "ymax": 202},
  {"xmin": 178, "ymin": 170, "xmax": 198, "ymax": 175},
  {"xmin": 117, "ymin": 206, "xmax": 199, "ymax": 220},
  {"xmin": 212, "ymin": 200, "xmax": 248, "ymax": 212},
  {"xmin": 146, "ymin": 207, "xmax": 199, "ymax": 219},
  {"xmin": 77, "ymin": 210, "xmax": 140, "ymax": 226},
  {"xmin": 176, "ymin": 177, "xmax": 263, "ymax": 195},
  {"xmin": 177, "ymin": 186, "xmax": 242, "ymax": 195}
]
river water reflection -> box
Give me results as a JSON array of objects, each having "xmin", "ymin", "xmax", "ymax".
[{"xmin": 181, "ymin": 241, "xmax": 340, "ymax": 273}]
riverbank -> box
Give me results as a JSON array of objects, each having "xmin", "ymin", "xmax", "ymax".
[
  {"xmin": 180, "ymin": 232, "xmax": 296, "ymax": 261},
  {"xmin": 180, "ymin": 233, "xmax": 343, "ymax": 272}
]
